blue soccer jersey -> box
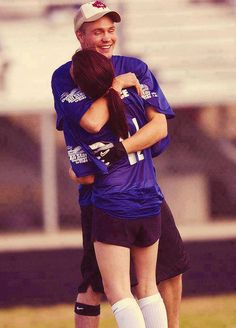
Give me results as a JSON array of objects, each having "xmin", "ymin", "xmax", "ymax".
[
  {"xmin": 51, "ymin": 55, "xmax": 175, "ymax": 216},
  {"xmin": 90, "ymin": 90, "xmax": 165, "ymax": 219}
]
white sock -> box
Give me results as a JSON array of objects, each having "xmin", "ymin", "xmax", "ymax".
[
  {"xmin": 112, "ymin": 297, "xmax": 146, "ymax": 328},
  {"xmin": 138, "ymin": 293, "xmax": 168, "ymax": 328}
]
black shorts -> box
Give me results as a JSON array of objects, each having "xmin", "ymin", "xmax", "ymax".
[
  {"xmin": 155, "ymin": 199, "xmax": 190, "ymax": 283},
  {"xmin": 92, "ymin": 206, "xmax": 161, "ymax": 248},
  {"xmin": 78, "ymin": 199, "xmax": 190, "ymax": 293}
]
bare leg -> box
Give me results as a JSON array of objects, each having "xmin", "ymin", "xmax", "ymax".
[
  {"xmin": 94, "ymin": 241, "xmax": 146, "ymax": 328},
  {"xmin": 158, "ymin": 274, "xmax": 182, "ymax": 328},
  {"xmin": 132, "ymin": 241, "xmax": 159, "ymax": 299},
  {"xmin": 132, "ymin": 241, "xmax": 168, "ymax": 328},
  {"xmin": 75, "ymin": 286, "xmax": 102, "ymax": 328},
  {"xmin": 94, "ymin": 241, "xmax": 132, "ymax": 304}
]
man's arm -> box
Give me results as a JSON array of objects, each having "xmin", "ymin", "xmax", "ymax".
[
  {"xmin": 122, "ymin": 107, "xmax": 167, "ymax": 154},
  {"xmin": 80, "ymin": 73, "xmax": 142, "ymax": 133},
  {"xmin": 69, "ymin": 168, "xmax": 95, "ymax": 184},
  {"xmin": 91, "ymin": 106, "xmax": 168, "ymax": 166}
]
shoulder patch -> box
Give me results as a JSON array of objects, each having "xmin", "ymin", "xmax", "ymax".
[
  {"xmin": 67, "ymin": 145, "xmax": 88, "ymax": 164},
  {"xmin": 61, "ymin": 89, "xmax": 86, "ymax": 103},
  {"xmin": 141, "ymin": 84, "xmax": 158, "ymax": 100}
]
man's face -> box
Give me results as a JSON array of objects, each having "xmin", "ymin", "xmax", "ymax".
[{"xmin": 76, "ymin": 15, "xmax": 117, "ymax": 58}]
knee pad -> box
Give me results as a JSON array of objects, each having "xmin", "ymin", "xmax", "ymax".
[{"xmin": 74, "ymin": 302, "xmax": 100, "ymax": 316}]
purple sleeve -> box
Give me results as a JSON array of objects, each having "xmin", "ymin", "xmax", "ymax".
[
  {"xmin": 140, "ymin": 68, "xmax": 175, "ymax": 118},
  {"xmin": 134, "ymin": 60, "xmax": 175, "ymax": 157},
  {"xmin": 51, "ymin": 74, "xmax": 93, "ymax": 131},
  {"xmin": 63, "ymin": 126, "xmax": 107, "ymax": 177}
]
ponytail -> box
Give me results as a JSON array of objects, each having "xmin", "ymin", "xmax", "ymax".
[{"xmin": 105, "ymin": 88, "xmax": 129, "ymax": 140}]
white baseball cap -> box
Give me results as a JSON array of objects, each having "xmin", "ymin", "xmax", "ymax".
[{"xmin": 74, "ymin": 1, "xmax": 121, "ymax": 32}]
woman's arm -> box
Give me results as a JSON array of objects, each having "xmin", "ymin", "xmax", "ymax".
[{"xmin": 80, "ymin": 73, "xmax": 142, "ymax": 133}]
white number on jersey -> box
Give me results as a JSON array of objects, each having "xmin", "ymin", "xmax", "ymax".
[{"xmin": 122, "ymin": 118, "xmax": 145, "ymax": 166}]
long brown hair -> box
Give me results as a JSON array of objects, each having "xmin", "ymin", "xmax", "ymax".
[{"xmin": 72, "ymin": 49, "xmax": 128, "ymax": 139}]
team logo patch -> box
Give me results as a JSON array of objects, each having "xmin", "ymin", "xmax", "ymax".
[
  {"xmin": 60, "ymin": 89, "xmax": 86, "ymax": 103},
  {"xmin": 67, "ymin": 146, "xmax": 88, "ymax": 164},
  {"xmin": 141, "ymin": 84, "xmax": 158, "ymax": 100},
  {"xmin": 92, "ymin": 1, "xmax": 106, "ymax": 9}
]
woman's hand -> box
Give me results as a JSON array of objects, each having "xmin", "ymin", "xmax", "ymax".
[{"xmin": 112, "ymin": 73, "xmax": 143, "ymax": 97}]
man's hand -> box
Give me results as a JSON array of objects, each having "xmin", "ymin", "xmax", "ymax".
[
  {"xmin": 89, "ymin": 141, "xmax": 127, "ymax": 166},
  {"xmin": 68, "ymin": 168, "xmax": 95, "ymax": 184},
  {"xmin": 112, "ymin": 73, "xmax": 143, "ymax": 97}
]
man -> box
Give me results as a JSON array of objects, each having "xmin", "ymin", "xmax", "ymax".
[{"xmin": 51, "ymin": 2, "xmax": 190, "ymax": 327}]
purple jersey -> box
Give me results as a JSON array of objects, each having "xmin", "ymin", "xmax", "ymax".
[
  {"xmin": 51, "ymin": 55, "xmax": 175, "ymax": 218},
  {"xmin": 90, "ymin": 93, "xmax": 165, "ymax": 219}
]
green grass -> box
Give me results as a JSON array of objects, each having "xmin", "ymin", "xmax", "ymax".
[{"xmin": 0, "ymin": 294, "xmax": 236, "ymax": 328}]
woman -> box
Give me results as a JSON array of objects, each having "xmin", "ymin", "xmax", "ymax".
[{"xmin": 71, "ymin": 49, "xmax": 168, "ymax": 328}]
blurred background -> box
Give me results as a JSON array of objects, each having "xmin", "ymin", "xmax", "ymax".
[{"xmin": 0, "ymin": 0, "xmax": 236, "ymax": 311}]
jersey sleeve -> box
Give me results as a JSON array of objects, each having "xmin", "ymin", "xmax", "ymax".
[
  {"xmin": 141, "ymin": 71, "xmax": 175, "ymax": 118},
  {"xmin": 63, "ymin": 118, "xmax": 114, "ymax": 177},
  {"xmin": 134, "ymin": 60, "xmax": 175, "ymax": 157},
  {"xmin": 63, "ymin": 128, "xmax": 99, "ymax": 177},
  {"xmin": 51, "ymin": 71, "xmax": 93, "ymax": 131},
  {"xmin": 131, "ymin": 59, "xmax": 175, "ymax": 118}
]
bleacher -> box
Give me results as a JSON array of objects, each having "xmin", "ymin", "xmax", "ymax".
[
  {"xmin": 0, "ymin": 0, "xmax": 235, "ymax": 108},
  {"xmin": 119, "ymin": 0, "xmax": 236, "ymax": 106}
]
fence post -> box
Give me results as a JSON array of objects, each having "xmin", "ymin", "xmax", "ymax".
[{"xmin": 41, "ymin": 112, "xmax": 59, "ymax": 233}]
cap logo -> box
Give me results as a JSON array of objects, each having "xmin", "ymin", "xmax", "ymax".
[{"xmin": 92, "ymin": 1, "xmax": 106, "ymax": 9}]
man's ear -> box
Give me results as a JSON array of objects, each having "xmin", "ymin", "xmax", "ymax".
[
  {"xmin": 70, "ymin": 63, "xmax": 74, "ymax": 79},
  {"xmin": 76, "ymin": 31, "xmax": 84, "ymax": 44}
]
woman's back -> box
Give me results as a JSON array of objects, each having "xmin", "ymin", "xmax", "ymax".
[{"xmin": 90, "ymin": 89, "xmax": 164, "ymax": 219}]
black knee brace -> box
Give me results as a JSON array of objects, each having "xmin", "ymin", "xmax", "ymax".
[{"xmin": 74, "ymin": 302, "xmax": 101, "ymax": 316}]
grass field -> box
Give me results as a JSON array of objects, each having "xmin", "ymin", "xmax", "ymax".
[{"xmin": 0, "ymin": 294, "xmax": 236, "ymax": 328}]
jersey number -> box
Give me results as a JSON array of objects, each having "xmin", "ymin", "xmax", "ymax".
[{"xmin": 127, "ymin": 118, "xmax": 144, "ymax": 165}]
